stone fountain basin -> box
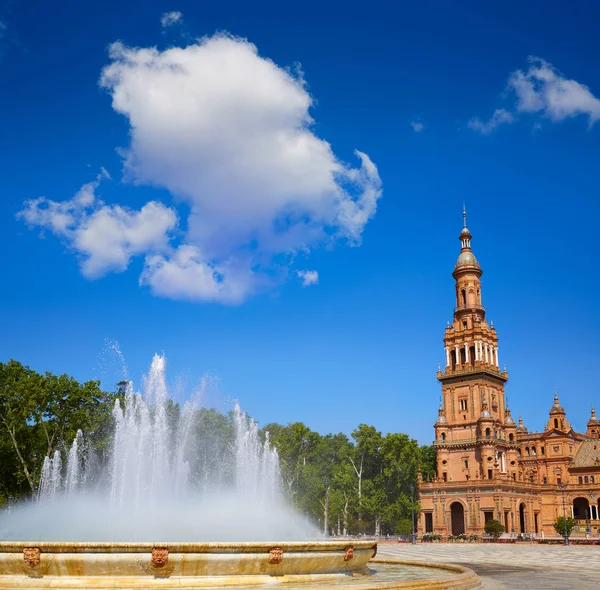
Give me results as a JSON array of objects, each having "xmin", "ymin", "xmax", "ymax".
[{"xmin": 0, "ymin": 540, "xmax": 376, "ymax": 587}]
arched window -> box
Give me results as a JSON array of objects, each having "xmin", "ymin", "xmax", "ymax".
[
  {"xmin": 591, "ymin": 476, "xmax": 595, "ymax": 484},
  {"xmin": 440, "ymin": 432, "xmax": 446, "ymax": 441},
  {"xmin": 584, "ymin": 476, "xmax": 589, "ymax": 484},
  {"xmin": 579, "ymin": 476, "xmax": 583, "ymax": 484},
  {"xmin": 554, "ymin": 418, "xmax": 559, "ymax": 429},
  {"xmin": 509, "ymin": 433, "xmax": 514, "ymax": 442},
  {"xmin": 525, "ymin": 447, "xmax": 530, "ymax": 455},
  {"xmin": 532, "ymin": 447, "xmax": 536, "ymax": 456},
  {"xmin": 461, "ymin": 289, "xmax": 466, "ymax": 306},
  {"xmin": 485, "ymin": 428, "xmax": 491, "ymax": 437}
]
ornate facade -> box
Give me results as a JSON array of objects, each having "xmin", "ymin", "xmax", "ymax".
[{"xmin": 417, "ymin": 212, "xmax": 600, "ymax": 538}]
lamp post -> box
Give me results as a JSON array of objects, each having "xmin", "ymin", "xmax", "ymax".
[
  {"xmin": 323, "ymin": 478, "xmax": 330, "ymax": 537},
  {"xmin": 410, "ymin": 483, "xmax": 416, "ymax": 544},
  {"xmin": 558, "ymin": 483, "xmax": 569, "ymax": 546}
]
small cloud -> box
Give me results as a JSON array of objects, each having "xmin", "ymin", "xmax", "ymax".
[
  {"xmin": 297, "ymin": 270, "xmax": 319, "ymax": 287},
  {"xmin": 508, "ymin": 56, "xmax": 600, "ymax": 125},
  {"xmin": 18, "ymin": 169, "xmax": 178, "ymax": 279},
  {"xmin": 160, "ymin": 11, "xmax": 183, "ymax": 28},
  {"xmin": 468, "ymin": 108, "xmax": 514, "ymax": 135},
  {"xmin": 469, "ymin": 57, "xmax": 600, "ymax": 135},
  {"xmin": 410, "ymin": 120, "xmax": 425, "ymax": 133}
]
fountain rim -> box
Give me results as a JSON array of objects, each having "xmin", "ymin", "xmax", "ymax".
[{"xmin": 0, "ymin": 540, "xmax": 376, "ymax": 553}]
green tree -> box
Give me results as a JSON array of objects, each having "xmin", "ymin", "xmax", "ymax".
[
  {"xmin": 553, "ymin": 516, "xmax": 575, "ymax": 539},
  {"xmin": 419, "ymin": 445, "xmax": 437, "ymax": 481},
  {"xmin": 484, "ymin": 519, "xmax": 505, "ymax": 539},
  {"xmin": 0, "ymin": 360, "xmax": 116, "ymax": 497}
]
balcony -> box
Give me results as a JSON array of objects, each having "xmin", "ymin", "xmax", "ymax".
[
  {"xmin": 453, "ymin": 304, "xmax": 486, "ymax": 315},
  {"xmin": 438, "ymin": 364, "xmax": 508, "ymax": 381},
  {"xmin": 433, "ymin": 436, "xmax": 507, "ymax": 447}
]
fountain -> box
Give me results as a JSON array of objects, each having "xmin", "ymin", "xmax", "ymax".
[{"xmin": 0, "ymin": 355, "xmax": 479, "ymax": 589}]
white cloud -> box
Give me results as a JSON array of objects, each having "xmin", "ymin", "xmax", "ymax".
[
  {"xmin": 468, "ymin": 108, "xmax": 514, "ymax": 135},
  {"xmin": 96, "ymin": 33, "xmax": 381, "ymax": 303},
  {"xmin": 410, "ymin": 120, "xmax": 425, "ymax": 132},
  {"xmin": 19, "ymin": 34, "xmax": 380, "ymax": 303},
  {"xmin": 297, "ymin": 270, "xmax": 319, "ymax": 287},
  {"xmin": 18, "ymin": 170, "xmax": 178, "ymax": 278},
  {"xmin": 160, "ymin": 11, "xmax": 183, "ymax": 28},
  {"xmin": 508, "ymin": 57, "xmax": 600, "ymax": 125},
  {"xmin": 469, "ymin": 57, "xmax": 600, "ymax": 134}
]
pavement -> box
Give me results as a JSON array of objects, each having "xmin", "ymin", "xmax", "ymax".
[{"xmin": 377, "ymin": 542, "xmax": 599, "ymax": 589}]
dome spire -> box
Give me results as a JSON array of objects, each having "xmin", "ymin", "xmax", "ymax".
[{"xmin": 454, "ymin": 207, "xmax": 480, "ymax": 271}]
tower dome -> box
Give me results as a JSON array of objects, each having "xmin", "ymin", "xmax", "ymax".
[
  {"xmin": 516, "ymin": 416, "xmax": 528, "ymax": 433},
  {"xmin": 586, "ymin": 406, "xmax": 600, "ymax": 438},
  {"xmin": 505, "ymin": 407, "xmax": 515, "ymax": 425},
  {"xmin": 454, "ymin": 206, "xmax": 481, "ymax": 272}
]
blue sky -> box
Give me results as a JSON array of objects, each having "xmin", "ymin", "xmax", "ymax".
[{"xmin": 1, "ymin": 0, "xmax": 599, "ymax": 444}]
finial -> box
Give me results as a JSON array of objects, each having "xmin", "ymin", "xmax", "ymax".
[
  {"xmin": 490, "ymin": 320, "xmax": 494, "ymax": 328},
  {"xmin": 463, "ymin": 203, "xmax": 467, "ymax": 228},
  {"xmin": 592, "ymin": 404, "xmax": 596, "ymax": 418},
  {"xmin": 446, "ymin": 320, "xmax": 450, "ymax": 328},
  {"xmin": 437, "ymin": 362, "xmax": 441, "ymax": 372}
]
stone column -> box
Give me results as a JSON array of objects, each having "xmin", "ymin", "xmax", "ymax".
[
  {"xmin": 455, "ymin": 345, "xmax": 460, "ymax": 365},
  {"xmin": 445, "ymin": 347, "xmax": 450, "ymax": 367},
  {"xmin": 495, "ymin": 347, "xmax": 499, "ymax": 367},
  {"xmin": 464, "ymin": 343, "xmax": 469, "ymax": 364},
  {"xmin": 484, "ymin": 344, "xmax": 489, "ymax": 363}
]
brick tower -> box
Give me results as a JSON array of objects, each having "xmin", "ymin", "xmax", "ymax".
[{"xmin": 435, "ymin": 208, "xmax": 515, "ymax": 487}]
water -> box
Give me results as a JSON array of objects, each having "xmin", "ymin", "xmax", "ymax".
[{"xmin": 0, "ymin": 354, "xmax": 316, "ymax": 542}]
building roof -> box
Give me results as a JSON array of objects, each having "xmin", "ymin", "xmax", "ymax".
[{"xmin": 571, "ymin": 440, "xmax": 600, "ymax": 468}]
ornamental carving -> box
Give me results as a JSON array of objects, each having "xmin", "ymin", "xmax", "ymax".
[
  {"xmin": 23, "ymin": 548, "xmax": 41, "ymax": 568},
  {"xmin": 268, "ymin": 547, "xmax": 284, "ymax": 564},
  {"xmin": 344, "ymin": 546, "xmax": 354, "ymax": 561},
  {"xmin": 151, "ymin": 547, "xmax": 169, "ymax": 568},
  {"xmin": 371, "ymin": 544, "xmax": 378, "ymax": 558}
]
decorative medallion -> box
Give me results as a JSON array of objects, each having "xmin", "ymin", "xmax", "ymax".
[
  {"xmin": 371, "ymin": 544, "xmax": 378, "ymax": 558},
  {"xmin": 151, "ymin": 547, "xmax": 169, "ymax": 568},
  {"xmin": 344, "ymin": 546, "xmax": 354, "ymax": 562},
  {"xmin": 268, "ymin": 547, "xmax": 284, "ymax": 564},
  {"xmin": 23, "ymin": 548, "xmax": 41, "ymax": 568}
]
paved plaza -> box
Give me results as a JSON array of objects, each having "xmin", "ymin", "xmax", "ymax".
[{"xmin": 378, "ymin": 543, "xmax": 599, "ymax": 589}]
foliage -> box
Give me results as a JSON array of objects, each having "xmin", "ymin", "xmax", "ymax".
[
  {"xmin": 553, "ymin": 516, "xmax": 576, "ymax": 539},
  {"xmin": 421, "ymin": 533, "xmax": 442, "ymax": 542},
  {"xmin": 484, "ymin": 519, "xmax": 505, "ymax": 539},
  {"xmin": 262, "ymin": 419, "xmax": 429, "ymax": 535}
]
